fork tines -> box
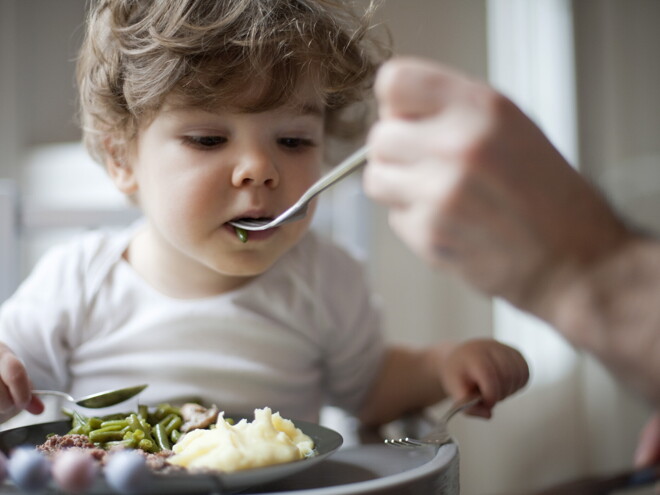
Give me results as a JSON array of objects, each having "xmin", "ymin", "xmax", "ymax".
[{"xmin": 384, "ymin": 438, "xmax": 426, "ymax": 448}]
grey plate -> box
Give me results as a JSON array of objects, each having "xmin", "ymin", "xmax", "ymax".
[{"xmin": 0, "ymin": 417, "xmax": 343, "ymax": 494}]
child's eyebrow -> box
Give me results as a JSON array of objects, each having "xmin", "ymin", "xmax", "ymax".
[
  {"xmin": 289, "ymin": 102, "xmax": 324, "ymax": 117},
  {"xmin": 160, "ymin": 102, "xmax": 323, "ymax": 117}
]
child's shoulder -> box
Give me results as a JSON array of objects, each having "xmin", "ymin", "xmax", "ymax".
[
  {"xmin": 44, "ymin": 225, "xmax": 132, "ymax": 265},
  {"xmin": 7, "ymin": 224, "xmax": 137, "ymax": 306},
  {"xmin": 30, "ymin": 224, "xmax": 136, "ymax": 287}
]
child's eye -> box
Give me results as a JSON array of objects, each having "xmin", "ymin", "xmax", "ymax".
[
  {"xmin": 183, "ymin": 136, "xmax": 227, "ymax": 149},
  {"xmin": 278, "ymin": 137, "xmax": 313, "ymax": 149}
]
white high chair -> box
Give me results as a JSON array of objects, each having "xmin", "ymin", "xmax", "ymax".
[{"xmin": 0, "ymin": 143, "xmax": 142, "ymax": 305}]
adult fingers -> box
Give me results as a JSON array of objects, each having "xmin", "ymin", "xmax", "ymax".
[
  {"xmin": 365, "ymin": 122, "xmax": 464, "ymax": 207},
  {"xmin": 375, "ymin": 57, "xmax": 472, "ymax": 119}
]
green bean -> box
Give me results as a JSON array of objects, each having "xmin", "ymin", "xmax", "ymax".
[
  {"xmin": 235, "ymin": 226, "xmax": 248, "ymax": 243},
  {"xmin": 126, "ymin": 413, "xmax": 158, "ymax": 450},
  {"xmin": 170, "ymin": 429, "xmax": 182, "ymax": 443},
  {"xmin": 99, "ymin": 419, "xmax": 128, "ymax": 430},
  {"xmin": 130, "ymin": 429, "xmax": 145, "ymax": 442},
  {"xmin": 105, "ymin": 439, "xmax": 136, "ymax": 449},
  {"xmin": 71, "ymin": 410, "xmax": 88, "ymax": 429},
  {"xmin": 152, "ymin": 404, "xmax": 181, "ymax": 422},
  {"xmin": 158, "ymin": 413, "xmax": 176, "ymax": 426},
  {"xmin": 138, "ymin": 404, "xmax": 149, "ymax": 421},
  {"xmin": 160, "ymin": 414, "xmax": 183, "ymax": 435},
  {"xmin": 89, "ymin": 417, "xmax": 103, "ymax": 429},
  {"xmin": 121, "ymin": 431, "xmax": 139, "ymax": 448},
  {"xmin": 138, "ymin": 417, "xmax": 153, "ymax": 434},
  {"xmin": 63, "ymin": 402, "xmax": 191, "ymax": 453},
  {"xmin": 89, "ymin": 429, "xmax": 125, "ymax": 443},
  {"xmin": 138, "ymin": 439, "xmax": 157, "ymax": 453},
  {"xmin": 126, "ymin": 413, "xmax": 143, "ymax": 432},
  {"xmin": 69, "ymin": 411, "xmax": 92, "ymax": 435},
  {"xmin": 100, "ymin": 412, "xmax": 127, "ymax": 421},
  {"xmin": 153, "ymin": 423, "xmax": 171, "ymax": 451}
]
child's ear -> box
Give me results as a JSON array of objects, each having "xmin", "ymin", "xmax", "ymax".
[{"xmin": 103, "ymin": 139, "xmax": 138, "ymax": 195}]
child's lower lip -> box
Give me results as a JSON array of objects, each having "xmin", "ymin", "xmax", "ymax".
[{"xmin": 224, "ymin": 223, "xmax": 276, "ymax": 241}]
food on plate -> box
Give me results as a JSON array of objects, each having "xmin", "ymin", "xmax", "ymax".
[
  {"xmin": 104, "ymin": 450, "xmax": 153, "ymax": 494},
  {"xmin": 35, "ymin": 403, "xmax": 314, "ymax": 476},
  {"xmin": 60, "ymin": 403, "xmax": 187, "ymax": 453},
  {"xmin": 168, "ymin": 407, "xmax": 314, "ymax": 473},
  {"xmin": 179, "ymin": 403, "xmax": 219, "ymax": 432},
  {"xmin": 7, "ymin": 447, "xmax": 52, "ymax": 492},
  {"xmin": 51, "ymin": 450, "xmax": 99, "ymax": 494}
]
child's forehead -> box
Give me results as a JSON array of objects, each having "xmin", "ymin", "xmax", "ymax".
[
  {"xmin": 164, "ymin": 78, "xmax": 326, "ymax": 118},
  {"xmin": 161, "ymin": 96, "xmax": 324, "ymax": 119}
]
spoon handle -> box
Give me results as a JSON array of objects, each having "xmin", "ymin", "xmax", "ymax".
[
  {"xmin": 297, "ymin": 145, "xmax": 369, "ymax": 205},
  {"xmin": 32, "ymin": 390, "xmax": 75, "ymax": 402}
]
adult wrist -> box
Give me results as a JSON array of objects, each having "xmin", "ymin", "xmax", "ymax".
[{"xmin": 542, "ymin": 234, "xmax": 660, "ymax": 403}]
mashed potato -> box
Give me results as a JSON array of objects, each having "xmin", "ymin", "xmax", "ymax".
[{"xmin": 167, "ymin": 407, "xmax": 314, "ymax": 472}]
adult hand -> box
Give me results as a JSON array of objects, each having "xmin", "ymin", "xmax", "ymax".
[
  {"xmin": 364, "ymin": 57, "xmax": 660, "ymax": 407},
  {"xmin": 364, "ymin": 57, "xmax": 629, "ymax": 315}
]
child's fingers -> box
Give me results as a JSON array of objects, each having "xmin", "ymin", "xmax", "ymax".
[
  {"xmin": 465, "ymin": 357, "xmax": 504, "ymax": 407},
  {"xmin": 482, "ymin": 346, "xmax": 529, "ymax": 401},
  {"xmin": 635, "ymin": 412, "xmax": 660, "ymax": 468},
  {"xmin": 440, "ymin": 342, "xmax": 529, "ymax": 416},
  {"xmin": 25, "ymin": 394, "xmax": 45, "ymax": 415},
  {"xmin": 443, "ymin": 362, "xmax": 500, "ymax": 409},
  {"xmin": 497, "ymin": 349, "xmax": 529, "ymax": 398},
  {"xmin": 0, "ymin": 381, "xmax": 15, "ymax": 413},
  {"xmin": 0, "ymin": 352, "xmax": 32, "ymax": 411},
  {"xmin": 465, "ymin": 402, "xmax": 492, "ymax": 419}
]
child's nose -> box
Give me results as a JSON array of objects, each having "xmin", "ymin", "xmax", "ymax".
[{"xmin": 231, "ymin": 149, "xmax": 279, "ymax": 188}]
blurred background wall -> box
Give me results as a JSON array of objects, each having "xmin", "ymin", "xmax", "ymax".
[{"xmin": 1, "ymin": 1, "xmax": 659, "ymax": 493}]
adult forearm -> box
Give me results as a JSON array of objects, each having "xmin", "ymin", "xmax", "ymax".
[{"xmin": 540, "ymin": 234, "xmax": 660, "ymax": 404}]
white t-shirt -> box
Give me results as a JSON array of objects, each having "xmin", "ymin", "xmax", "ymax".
[{"xmin": 0, "ymin": 226, "xmax": 385, "ymax": 422}]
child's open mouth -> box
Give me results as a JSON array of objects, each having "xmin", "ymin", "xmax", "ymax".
[{"xmin": 226, "ymin": 217, "xmax": 276, "ymax": 243}]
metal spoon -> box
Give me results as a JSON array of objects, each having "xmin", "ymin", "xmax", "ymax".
[
  {"xmin": 32, "ymin": 384, "xmax": 148, "ymax": 408},
  {"xmin": 229, "ymin": 145, "xmax": 368, "ymax": 231}
]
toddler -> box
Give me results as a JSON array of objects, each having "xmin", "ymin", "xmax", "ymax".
[{"xmin": 0, "ymin": 0, "xmax": 528, "ymax": 427}]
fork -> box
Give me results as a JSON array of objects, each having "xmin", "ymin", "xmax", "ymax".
[
  {"xmin": 384, "ymin": 395, "xmax": 481, "ymax": 448},
  {"xmin": 229, "ymin": 145, "xmax": 369, "ymax": 231}
]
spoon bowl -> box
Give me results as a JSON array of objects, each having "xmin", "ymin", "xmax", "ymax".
[{"xmin": 32, "ymin": 384, "xmax": 148, "ymax": 408}]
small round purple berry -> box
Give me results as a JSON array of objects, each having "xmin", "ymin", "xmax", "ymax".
[
  {"xmin": 104, "ymin": 450, "xmax": 152, "ymax": 495},
  {"xmin": 52, "ymin": 449, "xmax": 99, "ymax": 494},
  {"xmin": 7, "ymin": 447, "xmax": 51, "ymax": 492}
]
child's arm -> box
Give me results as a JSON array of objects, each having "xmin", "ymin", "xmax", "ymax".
[
  {"xmin": 358, "ymin": 338, "xmax": 529, "ymax": 427},
  {"xmin": 0, "ymin": 343, "xmax": 44, "ymax": 422}
]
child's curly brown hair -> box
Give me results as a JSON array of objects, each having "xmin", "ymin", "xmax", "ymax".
[{"xmin": 77, "ymin": 0, "xmax": 389, "ymax": 164}]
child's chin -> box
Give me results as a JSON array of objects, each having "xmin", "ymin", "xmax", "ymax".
[{"xmin": 220, "ymin": 260, "xmax": 277, "ymax": 278}]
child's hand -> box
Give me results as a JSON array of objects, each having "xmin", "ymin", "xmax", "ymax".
[
  {"xmin": 0, "ymin": 343, "xmax": 44, "ymax": 422},
  {"xmin": 635, "ymin": 411, "xmax": 660, "ymax": 468},
  {"xmin": 439, "ymin": 339, "xmax": 529, "ymax": 419}
]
